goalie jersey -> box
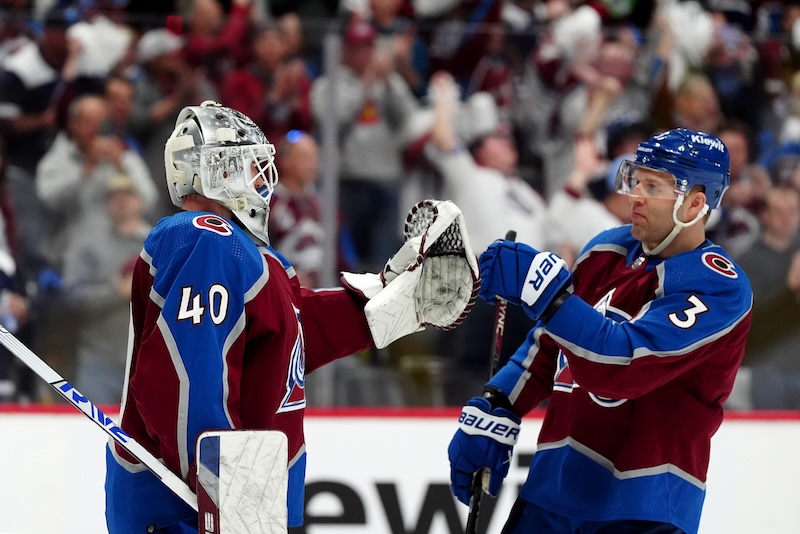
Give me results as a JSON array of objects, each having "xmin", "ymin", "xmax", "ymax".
[
  {"xmin": 105, "ymin": 211, "xmax": 373, "ymax": 532},
  {"xmin": 489, "ymin": 225, "xmax": 752, "ymax": 534}
]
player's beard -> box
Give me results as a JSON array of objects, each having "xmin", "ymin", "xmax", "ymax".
[{"xmin": 630, "ymin": 199, "xmax": 677, "ymax": 250}]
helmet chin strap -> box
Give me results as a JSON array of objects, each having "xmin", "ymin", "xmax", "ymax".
[{"xmin": 643, "ymin": 196, "xmax": 709, "ymax": 256}]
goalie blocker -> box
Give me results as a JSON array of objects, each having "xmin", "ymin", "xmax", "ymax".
[{"xmin": 341, "ymin": 199, "xmax": 480, "ymax": 348}]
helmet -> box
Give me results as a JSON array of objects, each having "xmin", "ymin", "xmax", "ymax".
[
  {"xmin": 164, "ymin": 101, "xmax": 278, "ymax": 243},
  {"xmin": 616, "ymin": 128, "xmax": 730, "ymax": 209}
]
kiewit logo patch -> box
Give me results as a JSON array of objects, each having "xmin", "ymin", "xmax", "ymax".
[
  {"xmin": 690, "ymin": 134, "xmax": 725, "ymax": 152},
  {"xmin": 701, "ymin": 252, "xmax": 738, "ymax": 278},
  {"xmin": 193, "ymin": 215, "xmax": 233, "ymax": 236}
]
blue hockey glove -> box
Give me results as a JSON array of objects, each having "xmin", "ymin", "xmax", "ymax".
[
  {"xmin": 448, "ymin": 396, "xmax": 521, "ymax": 505},
  {"xmin": 478, "ymin": 239, "xmax": 572, "ymax": 322}
]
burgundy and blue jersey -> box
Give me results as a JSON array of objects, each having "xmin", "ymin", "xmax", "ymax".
[
  {"xmin": 489, "ymin": 225, "xmax": 752, "ymax": 534},
  {"xmin": 105, "ymin": 211, "xmax": 372, "ymax": 532}
]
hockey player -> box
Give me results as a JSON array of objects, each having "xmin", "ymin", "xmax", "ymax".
[
  {"xmin": 105, "ymin": 101, "xmax": 478, "ymax": 533},
  {"xmin": 448, "ymin": 128, "xmax": 753, "ymax": 534}
]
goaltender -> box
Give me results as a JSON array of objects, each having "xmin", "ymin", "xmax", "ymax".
[{"xmin": 105, "ymin": 101, "xmax": 479, "ymax": 533}]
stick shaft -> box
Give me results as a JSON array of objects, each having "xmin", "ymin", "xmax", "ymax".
[
  {"xmin": 0, "ymin": 324, "xmax": 198, "ymax": 511},
  {"xmin": 465, "ymin": 230, "xmax": 516, "ymax": 534}
]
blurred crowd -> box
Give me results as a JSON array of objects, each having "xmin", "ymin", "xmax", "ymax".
[{"xmin": 1, "ymin": 0, "xmax": 800, "ymax": 408}]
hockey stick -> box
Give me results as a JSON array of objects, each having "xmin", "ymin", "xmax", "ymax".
[
  {"xmin": 0, "ymin": 323, "xmax": 199, "ymax": 512},
  {"xmin": 464, "ymin": 229, "xmax": 516, "ymax": 534}
]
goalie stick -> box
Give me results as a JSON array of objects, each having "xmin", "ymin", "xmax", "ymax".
[
  {"xmin": 0, "ymin": 323, "xmax": 291, "ymax": 534},
  {"xmin": 464, "ymin": 230, "xmax": 516, "ymax": 534},
  {"xmin": 0, "ymin": 323, "xmax": 199, "ymax": 512}
]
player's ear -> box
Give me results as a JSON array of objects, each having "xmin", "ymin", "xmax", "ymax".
[{"xmin": 686, "ymin": 187, "xmax": 708, "ymax": 217}]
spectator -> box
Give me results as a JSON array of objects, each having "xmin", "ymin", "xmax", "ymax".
[
  {"xmin": 425, "ymin": 0, "xmax": 504, "ymax": 88},
  {"xmin": 220, "ymin": 21, "xmax": 313, "ymax": 143},
  {"xmin": 128, "ymin": 27, "xmax": 217, "ymax": 218},
  {"xmin": 182, "ymin": 0, "xmax": 253, "ymax": 89},
  {"xmin": 269, "ymin": 0, "xmax": 340, "ymax": 71},
  {"xmin": 35, "ymin": 94, "xmax": 158, "ymax": 273},
  {"xmin": 310, "ymin": 19, "xmax": 418, "ymax": 272},
  {"xmin": 737, "ymin": 185, "xmax": 800, "ymax": 409},
  {"xmin": 65, "ymin": 0, "xmax": 134, "ymax": 95},
  {"xmin": 669, "ymin": 72, "xmax": 722, "ymax": 134},
  {"xmin": 521, "ymin": 8, "xmax": 670, "ymax": 197},
  {"xmin": 426, "ymin": 71, "xmax": 548, "ymax": 252},
  {"xmin": 369, "ymin": 0, "xmax": 429, "ymax": 98},
  {"xmin": 708, "ymin": 120, "xmax": 769, "ymax": 259},
  {"xmin": 277, "ymin": 12, "xmax": 318, "ymax": 78},
  {"xmin": 0, "ymin": 6, "xmax": 81, "ymax": 282},
  {"xmin": 102, "ymin": 72, "xmax": 142, "ymax": 154},
  {"xmin": 777, "ymin": 70, "xmax": 800, "ymax": 144},
  {"xmin": 278, "ymin": 12, "xmax": 304, "ymax": 59},
  {"xmin": 424, "ymin": 70, "xmax": 547, "ymax": 404},
  {"xmin": 268, "ymin": 130, "xmax": 356, "ymax": 288},
  {"xmin": 0, "ymin": 137, "xmax": 30, "ymax": 402},
  {"xmin": 546, "ymin": 136, "xmax": 628, "ymax": 266},
  {"xmin": 464, "ymin": 17, "xmax": 515, "ymax": 118},
  {"xmin": 0, "ymin": 0, "xmax": 33, "ymax": 63},
  {"xmin": 704, "ymin": 15, "xmax": 764, "ymax": 132},
  {"xmin": 61, "ymin": 173, "xmax": 151, "ymax": 404}
]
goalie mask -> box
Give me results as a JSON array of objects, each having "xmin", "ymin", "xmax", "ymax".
[{"xmin": 165, "ymin": 101, "xmax": 278, "ymax": 244}]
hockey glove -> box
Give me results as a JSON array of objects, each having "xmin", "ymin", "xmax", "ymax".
[
  {"xmin": 478, "ymin": 239, "xmax": 572, "ymax": 322},
  {"xmin": 340, "ymin": 235, "xmax": 423, "ymax": 301},
  {"xmin": 448, "ymin": 396, "xmax": 520, "ymax": 505},
  {"xmin": 342, "ymin": 200, "xmax": 480, "ymax": 348}
]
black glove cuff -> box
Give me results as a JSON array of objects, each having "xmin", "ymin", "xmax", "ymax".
[
  {"xmin": 481, "ymin": 386, "xmax": 515, "ymax": 414},
  {"xmin": 540, "ymin": 289, "xmax": 572, "ymax": 323}
]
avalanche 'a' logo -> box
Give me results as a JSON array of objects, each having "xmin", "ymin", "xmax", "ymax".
[
  {"xmin": 278, "ymin": 305, "xmax": 306, "ymax": 413},
  {"xmin": 553, "ymin": 350, "xmax": 577, "ymax": 393}
]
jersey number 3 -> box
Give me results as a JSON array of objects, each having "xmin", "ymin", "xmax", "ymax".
[
  {"xmin": 178, "ymin": 284, "xmax": 231, "ymax": 325},
  {"xmin": 668, "ymin": 294, "xmax": 708, "ymax": 329}
]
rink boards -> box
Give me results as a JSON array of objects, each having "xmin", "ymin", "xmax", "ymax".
[{"xmin": 0, "ymin": 406, "xmax": 798, "ymax": 534}]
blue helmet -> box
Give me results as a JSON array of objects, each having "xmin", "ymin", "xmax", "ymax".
[{"xmin": 633, "ymin": 128, "xmax": 730, "ymax": 209}]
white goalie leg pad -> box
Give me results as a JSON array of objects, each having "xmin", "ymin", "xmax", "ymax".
[
  {"xmin": 365, "ymin": 199, "xmax": 480, "ymax": 348},
  {"xmin": 197, "ymin": 430, "xmax": 288, "ymax": 534}
]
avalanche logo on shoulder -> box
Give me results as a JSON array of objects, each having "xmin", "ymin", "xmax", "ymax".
[
  {"xmin": 701, "ymin": 252, "xmax": 737, "ymax": 279},
  {"xmin": 193, "ymin": 214, "xmax": 234, "ymax": 236}
]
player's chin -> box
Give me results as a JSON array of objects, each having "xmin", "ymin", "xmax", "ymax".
[{"xmin": 629, "ymin": 221, "xmax": 645, "ymax": 239}]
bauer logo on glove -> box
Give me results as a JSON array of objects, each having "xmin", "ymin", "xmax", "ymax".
[
  {"xmin": 479, "ymin": 240, "xmax": 572, "ymax": 322},
  {"xmin": 521, "ymin": 252, "xmax": 567, "ymax": 304},
  {"xmin": 458, "ymin": 404, "xmax": 520, "ymax": 445}
]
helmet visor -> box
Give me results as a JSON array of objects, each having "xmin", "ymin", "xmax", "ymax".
[{"xmin": 615, "ymin": 160, "xmax": 682, "ymax": 200}]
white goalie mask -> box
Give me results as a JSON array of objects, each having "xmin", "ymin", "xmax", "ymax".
[{"xmin": 164, "ymin": 101, "xmax": 278, "ymax": 244}]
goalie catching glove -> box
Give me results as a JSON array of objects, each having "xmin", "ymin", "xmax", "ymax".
[{"xmin": 341, "ymin": 199, "xmax": 480, "ymax": 348}]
